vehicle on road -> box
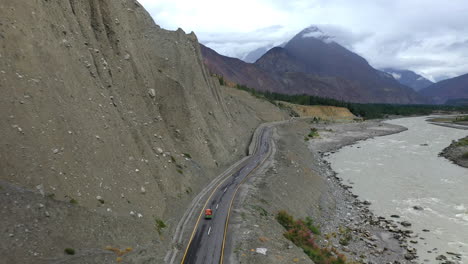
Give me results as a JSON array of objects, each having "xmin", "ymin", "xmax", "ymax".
[{"xmin": 204, "ymin": 209, "xmax": 213, "ymax": 219}]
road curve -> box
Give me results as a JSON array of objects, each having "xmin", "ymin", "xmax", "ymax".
[{"xmin": 180, "ymin": 126, "xmax": 273, "ymax": 264}]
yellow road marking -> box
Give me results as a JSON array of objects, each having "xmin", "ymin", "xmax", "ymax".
[
  {"xmin": 220, "ymin": 129, "xmax": 272, "ymax": 264},
  {"xmin": 179, "ymin": 167, "xmax": 239, "ymax": 264},
  {"xmin": 180, "ymin": 127, "xmax": 267, "ymax": 264}
]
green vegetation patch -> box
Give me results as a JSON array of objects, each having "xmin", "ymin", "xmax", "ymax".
[
  {"xmin": 462, "ymin": 152, "xmax": 468, "ymax": 159},
  {"xmin": 155, "ymin": 218, "xmax": 167, "ymax": 235},
  {"xmin": 307, "ymin": 128, "xmax": 320, "ymax": 138},
  {"xmin": 455, "ymin": 137, "xmax": 468, "ymax": 147},
  {"xmin": 276, "ymin": 211, "xmax": 346, "ymax": 264}
]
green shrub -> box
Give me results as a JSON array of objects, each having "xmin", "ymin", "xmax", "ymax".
[
  {"xmin": 183, "ymin": 153, "xmax": 192, "ymax": 159},
  {"xmin": 276, "ymin": 210, "xmax": 295, "ymax": 230},
  {"xmin": 69, "ymin": 198, "xmax": 78, "ymax": 205},
  {"xmin": 155, "ymin": 218, "xmax": 167, "ymax": 234},
  {"xmin": 308, "ymin": 128, "xmax": 320, "ymax": 138},
  {"xmin": 277, "ymin": 211, "xmax": 346, "ymax": 264},
  {"xmin": 64, "ymin": 248, "xmax": 75, "ymax": 255}
]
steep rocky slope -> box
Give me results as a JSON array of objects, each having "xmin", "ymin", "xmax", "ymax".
[
  {"xmin": 0, "ymin": 1, "xmax": 288, "ymax": 263},
  {"xmin": 421, "ymin": 73, "xmax": 468, "ymax": 104}
]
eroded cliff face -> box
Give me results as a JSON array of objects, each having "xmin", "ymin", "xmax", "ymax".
[{"xmin": 0, "ymin": 1, "xmax": 287, "ymax": 263}]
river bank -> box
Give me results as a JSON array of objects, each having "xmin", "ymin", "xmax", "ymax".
[
  {"xmin": 229, "ymin": 118, "xmax": 418, "ymax": 264},
  {"xmin": 439, "ymin": 136, "xmax": 468, "ymax": 168}
]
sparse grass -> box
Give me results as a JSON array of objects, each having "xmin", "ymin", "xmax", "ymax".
[
  {"xmin": 240, "ymin": 212, "xmax": 247, "ymax": 220},
  {"xmin": 170, "ymin": 155, "xmax": 176, "ymax": 163},
  {"xmin": 462, "ymin": 152, "xmax": 468, "ymax": 159},
  {"xmin": 454, "ymin": 115, "xmax": 468, "ymax": 122},
  {"xmin": 69, "ymin": 198, "xmax": 78, "ymax": 205},
  {"xmin": 98, "ymin": 198, "xmax": 105, "ymax": 204},
  {"xmin": 455, "ymin": 137, "xmax": 468, "ymax": 147},
  {"xmin": 234, "ymin": 243, "xmax": 243, "ymax": 253},
  {"xmin": 276, "ymin": 211, "xmax": 347, "ymax": 264},
  {"xmin": 46, "ymin": 193, "xmax": 55, "ymax": 199},
  {"xmin": 304, "ymin": 217, "xmax": 321, "ymax": 235},
  {"xmin": 155, "ymin": 218, "xmax": 167, "ymax": 235},
  {"xmin": 185, "ymin": 187, "xmax": 192, "ymax": 194},
  {"xmin": 340, "ymin": 228, "xmax": 353, "ymax": 246},
  {"xmin": 64, "ymin": 248, "xmax": 75, "ymax": 255},
  {"xmin": 252, "ymin": 205, "xmax": 268, "ymax": 217},
  {"xmin": 176, "ymin": 169, "xmax": 183, "ymax": 174},
  {"xmin": 183, "ymin": 153, "xmax": 192, "ymax": 159}
]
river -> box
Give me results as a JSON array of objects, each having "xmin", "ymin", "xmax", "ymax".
[{"xmin": 326, "ymin": 116, "xmax": 468, "ymax": 263}]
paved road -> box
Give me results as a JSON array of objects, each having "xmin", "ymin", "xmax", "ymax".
[{"xmin": 180, "ymin": 126, "xmax": 272, "ymax": 264}]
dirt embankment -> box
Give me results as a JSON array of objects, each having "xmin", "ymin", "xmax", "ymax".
[
  {"xmin": 279, "ymin": 102, "xmax": 357, "ymax": 121},
  {"xmin": 229, "ymin": 119, "xmax": 418, "ymax": 264},
  {"xmin": 0, "ymin": 1, "xmax": 288, "ymax": 263}
]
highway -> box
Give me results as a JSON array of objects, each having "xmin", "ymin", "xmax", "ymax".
[{"xmin": 180, "ymin": 125, "xmax": 273, "ymax": 264}]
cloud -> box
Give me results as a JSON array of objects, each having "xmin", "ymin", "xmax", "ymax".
[{"xmin": 139, "ymin": 0, "xmax": 468, "ymax": 80}]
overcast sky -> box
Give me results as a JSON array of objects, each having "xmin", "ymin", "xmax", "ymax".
[{"xmin": 139, "ymin": 0, "xmax": 468, "ymax": 81}]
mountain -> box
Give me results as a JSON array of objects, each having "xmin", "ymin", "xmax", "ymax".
[
  {"xmin": 242, "ymin": 42, "xmax": 287, "ymax": 63},
  {"xmin": 243, "ymin": 45, "xmax": 271, "ymax": 63},
  {"xmin": 202, "ymin": 26, "xmax": 429, "ymax": 104},
  {"xmin": 421, "ymin": 73, "xmax": 468, "ymax": 104},
  {"xmin": 383, "ymin": 68, "xmax": 434, "ymax": 91},
  {"xmin": 201, "ymin": 44, "xmax": 288, "ymax": 93}
]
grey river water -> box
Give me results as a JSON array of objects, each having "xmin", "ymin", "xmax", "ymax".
[{"xmin": 327, "ymin": 116, "xmax": 468, "ymax": 263}]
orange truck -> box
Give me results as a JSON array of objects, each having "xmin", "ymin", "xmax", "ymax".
[{"xmin": 204, "ymin": 209, "xmax": 213, "ymax": 219}]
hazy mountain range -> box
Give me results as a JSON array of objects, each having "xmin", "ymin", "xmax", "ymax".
[
  {"xmin": 202, "ymin": 26, "xmax": 428, "ymax": 104},
  {"xmin": 421, "ymin": 73, "xmax": 468, "ymax": 104},
  {"xmin": 203, "ymin": 26, "xmax": 467, "ymax": 105}
]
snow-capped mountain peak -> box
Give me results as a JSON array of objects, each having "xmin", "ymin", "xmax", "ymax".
[{"xmin": 300, "ymin": 26, "xmax": 335, "ymax": 44}]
